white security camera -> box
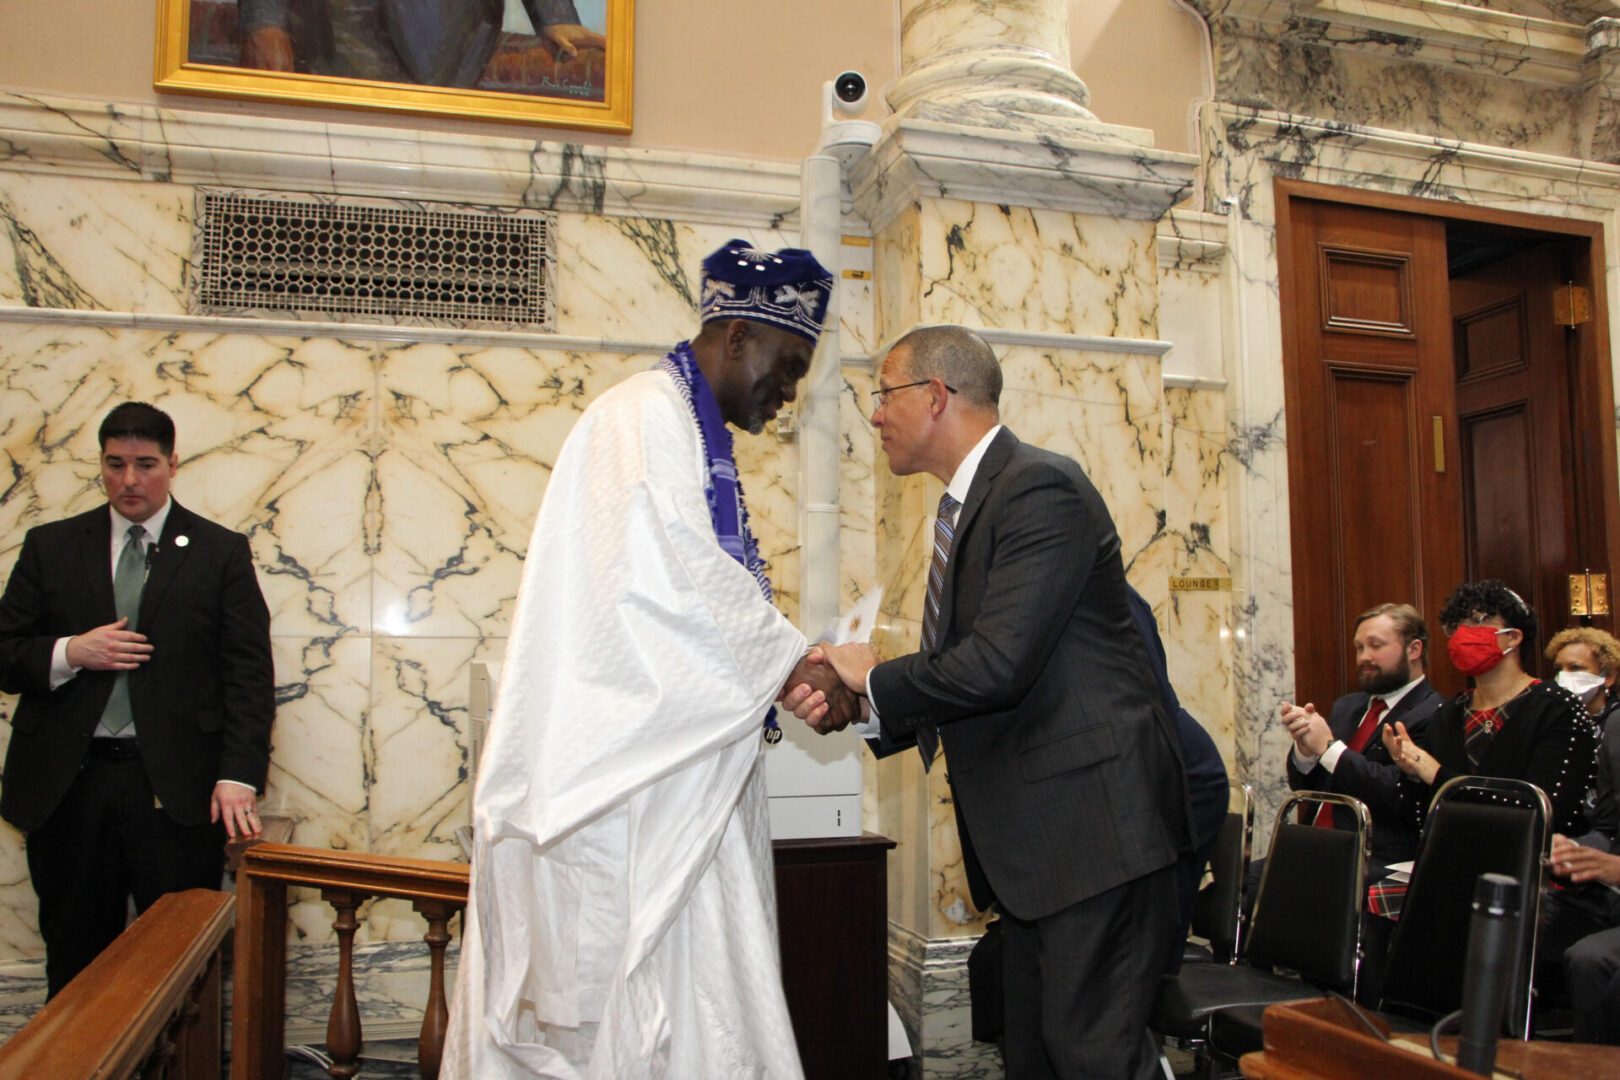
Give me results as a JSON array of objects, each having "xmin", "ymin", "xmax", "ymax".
[
  {"xmin": 832, "ymin": 71, "xmax": 868, "ymax": 113},
  {"xmin": 816, "ymin": 72, "xmax": 879, "ymax": 169}
]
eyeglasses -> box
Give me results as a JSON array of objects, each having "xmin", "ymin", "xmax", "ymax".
[
  {"xmin": 1444, "ymin": 614, "xmax": 1515, "ymax": 635},
  {"xmin": 870, "ymin": 379, "xmax": 957, "ymax": 408}
]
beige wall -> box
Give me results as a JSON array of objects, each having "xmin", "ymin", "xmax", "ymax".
[
  {"xmin": 0, "ymin": 2, "xmax": 894, "ymax": 161},
  {"xmin": 0, "ymin": 2, "xmax": 1208, "ymax": 161},
  {"xmin": 1071, "ymin": 0, "xmax": 1208, "ymax": 154}
]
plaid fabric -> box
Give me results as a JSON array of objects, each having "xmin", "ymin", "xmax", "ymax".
[
  {"xmin": 1368, "ymin": 879, "xmax": 1407, "ymax": 921},
  {"xmin": 1461, "ymin": 680, "xmax": 1539, "ymax": 768}
]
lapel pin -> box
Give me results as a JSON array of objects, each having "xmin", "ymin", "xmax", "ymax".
[{"xmin": 175, "ymin": 535, "xmax": 189, "ymax": 548}]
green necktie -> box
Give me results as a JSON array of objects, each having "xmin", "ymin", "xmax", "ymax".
[{"xmin": 99, "ymin": 524, "xmax": 147, "ymax": 735}]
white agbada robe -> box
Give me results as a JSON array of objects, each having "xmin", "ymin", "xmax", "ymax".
[{"xmin": 442, "ymin": 368, "xmax": 808, "ymax": 1080}]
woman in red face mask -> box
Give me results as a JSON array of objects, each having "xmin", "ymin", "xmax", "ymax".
[{"xmin": 1382, "ymin": 579, "xmax": 1599, "ymax": 836}]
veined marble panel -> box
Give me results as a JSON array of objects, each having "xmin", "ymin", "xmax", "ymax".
[
  {"xmin": 1163, "ymin": 387, "xmax": 1236, "ymax": 760},
  {"xmin": 266, "ymin": 635, "xmax": 371, "ymax": 854},
  {"xmin": 731, "ymin": 417, "xmax": 800, "ymax": 628},
  {"xmin": 838, "ymin": 237, "xmax": 877, "ymax": 361},
  {"xmin": 851, "ymin": 119, "xmax": 1195, "ymax": 236},
  {"xmin": 367, "ymin": 636, "xmax": 479, "ymax": 863},
  {"xmin": 374, "ymin": 343, "xmax": 635, "ymax": 639},
  {"xmin": 997, "ymin": 346, "xmax": 1165, "ymax": 567},
  {"xmin": 1159, "ymin": 253, "xmax": 1234, "ymax": 756},
  {"xmin": 1215, "ymin": 25, "xmax": 1586, "ymax": 160},
  {"xmin": 0, "ymin": 816, "xmax": 36, "ymax": 962},
  {"xmin": 551, "ymin": 216, "xmax": 801, "ymax": 341},
  {"xmin": 0, "ymin": 173, "xmax": 192, "ymax": 314},
  {"xmin": 0, "ymin": 91, "xmax": 804, "ymax": 230},
  {"xmin": 839, "ymin": 366, "xmax": 879, "ymax": 613},
  {"xmin": 913, "ymin": 201, "xmax": 1162, "ymax": 340}
]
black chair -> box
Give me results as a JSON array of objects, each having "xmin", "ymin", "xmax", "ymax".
[
  {"xmin": 1183, "ymin": 783, "xmax": 1255, "ymax": 966},
  {"xmin": 1154, "ymin": 791, "xmax": 1370, "ymax": 1074},
  {"xmin": 1377, "ymin": 775, "xmax": 1550, "ymax": 1038}
]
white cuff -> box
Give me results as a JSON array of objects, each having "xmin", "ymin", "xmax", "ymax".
[
  {"xmin": 1319, "ymin": 740, "xmax": 1348, "ymax": 773},
  {"xmin": 1290, "ymin": 745, "xmax": 1321, "ymax": 773},
  {"xmin": 851, "ymin": 669, "xmax": 881, "ymax": 737},
  {"xmin": 49, "ymin": 637, "xmax": 79, "ymax": 690},
  {"xmin": 215, "ymin": 779, "xmax": 257, "ymax": 793}
]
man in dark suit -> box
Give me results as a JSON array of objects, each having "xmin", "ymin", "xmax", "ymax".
[
  {"xmin": 1280, "ymin": 603, "xmax": 1441, "ymax": 869},
  {"xmin": 0, "ymin": 402, "xmax": 274, "ymax": 996},
  {"xmin": 791, "ymin": 326, "xmax": 1192, "ymax": 1080}
]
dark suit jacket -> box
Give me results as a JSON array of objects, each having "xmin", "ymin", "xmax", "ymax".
[
  {"xmin": 1286, "ymin": 680, "xmax": 1441, "ymax": 865},
  {"xmin": 868, "ymin": 429, "xmax": 1192, "ymax": 921},
  {"xmin": 0, "ymin": 501, "xmax": 274, "ymax": 832},
  {"xmin": 1126, "ymin": 585, "xmax": 1228, "ymax": 855}
]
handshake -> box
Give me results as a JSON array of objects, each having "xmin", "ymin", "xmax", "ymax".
[{"xmin": 777, "ymin": 642, "xmax": 881, "ymax": 736}]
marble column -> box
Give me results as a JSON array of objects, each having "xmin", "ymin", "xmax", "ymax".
[
  {"xmin": 854, "ymin": 3, "xmax": 1198, "ymax": 1076},
  {"xmin": 890, "ymin": 0, "xmax": 1095, "ymax": 126}
]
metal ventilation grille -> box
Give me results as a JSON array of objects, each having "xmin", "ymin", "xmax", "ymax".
[{"xmin": 194, "ymin": 190, "xmax": 554, "ymax": 327}]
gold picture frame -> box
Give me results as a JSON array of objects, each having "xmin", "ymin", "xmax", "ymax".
[{"xmin": 155, "ymin": 0, "xmax": 633, "ymax": 132}]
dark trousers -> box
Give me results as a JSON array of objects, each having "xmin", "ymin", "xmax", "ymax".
[
  {"xmin": 26, "ymin": 746, "xmax": 225, "ymax": 997},
  {"xmin": 1567, "ymin": 924, "xmax": 1620, "ymax": 1044},
  {"xmin": 1000, "ymin": 863, "xmax": 1179, "ymax": 1080}
]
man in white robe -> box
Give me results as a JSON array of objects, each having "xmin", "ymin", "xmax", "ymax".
[{"xmin": 443, "ymin": 240, "xmax": 854, "ymax": 1080}]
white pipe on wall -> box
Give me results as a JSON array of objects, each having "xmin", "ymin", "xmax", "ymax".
[{"xmin": 797, "ymin": 153, "xmax": 844, "ymax": 640}]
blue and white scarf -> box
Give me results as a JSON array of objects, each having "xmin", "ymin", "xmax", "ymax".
[{"xmin": 656, "ymin": 342, "xmax": 781, "ymax": 738}]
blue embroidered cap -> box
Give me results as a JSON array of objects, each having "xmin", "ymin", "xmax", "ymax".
[{"xmin": 700, "ymin": 239, "xmax": 833, "ymax": 345}]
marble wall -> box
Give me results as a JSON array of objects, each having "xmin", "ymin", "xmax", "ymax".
[
  {"xmin": 1195, "ymin": 0, "xmax": 1620, "ymax": 162},
  {"xmin": 1159, "ymin": 210, "xmax": 1236, "ymax": 766}
]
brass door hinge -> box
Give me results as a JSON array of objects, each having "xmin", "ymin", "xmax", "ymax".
[
  {"xmin": 1554, "ymin": 284, "xmax": 1592, "ymax": 328},
  {"xmin": 1571, "ymin": 570, "xmax": 1610, "ymax": 616}
]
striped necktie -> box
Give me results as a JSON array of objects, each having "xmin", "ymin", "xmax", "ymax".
[
  {"xmin": 917, "ymin": 492, "xmax": 958, "ymax": 767},
  {"xmin": 920, "ymin": 492, "xmax": 958, "ymax": 652}
]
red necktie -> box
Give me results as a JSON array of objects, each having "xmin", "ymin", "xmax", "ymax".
[{"xmin": 1314, "ymin": 698, "xmax": 1388, "ymax": 828}]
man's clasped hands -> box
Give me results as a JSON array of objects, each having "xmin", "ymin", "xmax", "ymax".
[{"xmin": 778, "ymin": 643, "xmax": 881, "ymax": 735}]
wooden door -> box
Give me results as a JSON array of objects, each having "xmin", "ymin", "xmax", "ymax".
[
  {"xmin": 1280, "ymin": 199, "xmax": 1466, "ymax": 699},
  {"xmin": 1450, "ymin": 242, "xmax": 1578, "ymax": 676}
]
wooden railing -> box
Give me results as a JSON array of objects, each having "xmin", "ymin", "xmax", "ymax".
[
  {"xmin": 0, "ymin": 888, "xmax": 234, "ymax": 1080},
  {"xmin": 231, "ymin": 843, "xmax": 470, "ymax": 1080}
]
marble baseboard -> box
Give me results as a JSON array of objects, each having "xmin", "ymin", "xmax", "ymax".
[
  {"xmin": 0, "ymin": 958, "xmax": 45, "ymax": 1044},
  {"xmin": 888, "ymin": 923, "xmax": 1003, "ymax": 1080}
]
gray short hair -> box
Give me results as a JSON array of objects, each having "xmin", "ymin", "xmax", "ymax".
[{"xmin": 891, "ymin": 325, "xmax": 1002, "ymax": 411}]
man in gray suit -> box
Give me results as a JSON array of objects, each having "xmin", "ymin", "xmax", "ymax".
[{"xmin": 791, "ymin": 326, "xmax": 1191, "ymax": 1080}]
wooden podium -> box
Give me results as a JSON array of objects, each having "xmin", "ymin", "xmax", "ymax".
[{"xmin": 1240, "ymin": 998, "xmax": 1620, "ymax": 1079}]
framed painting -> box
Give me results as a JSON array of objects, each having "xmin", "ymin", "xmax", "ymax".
[{"xmin": 156, "ymin": 0, "xmax": 633, "ymax": 132}]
